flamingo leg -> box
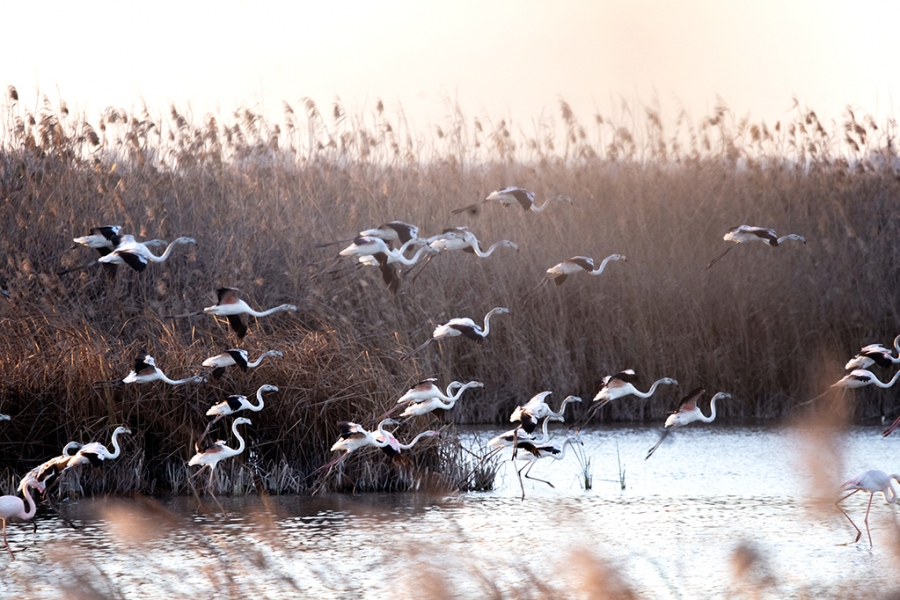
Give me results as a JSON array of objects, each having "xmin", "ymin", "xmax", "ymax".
[
  {"xmin": 704, "ymin": 244, "xmax": 735, "ymax": 271},
  {"xmin": 400, "ymin": 338, "xmax": 435, "ymax": 361},
  {"xmin": 523, "ymin": 462, "xmax": 555, "ymax": 489},
  {"xmin": 837, "ymin": 489, "xmax": 862, "ymax": 544},
  {"xmin": 864, "ymin": 492, "xmax": 875, "ymax": 548},
  {"xmin": 645, "ymin": 429, "xmax": 671, "ymax": 460},
  {"xmin": 2, "ymin": 518, "xmax": 12, "ymax": 560},
  {"xmin": 200, "ymin": 415, "xmax": 224, "ymax": 442},
  {"xmin": 883, "ymin": 413, "xmax": 900, "ymax": 437},
  {"xmin": 516, "ymin": 462, "xmax": 528, "ymax": 501}
]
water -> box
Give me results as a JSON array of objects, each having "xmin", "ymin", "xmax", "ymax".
[{"xmin": 2, "ymin": 423, "xmax": 900, "ymax": 598}]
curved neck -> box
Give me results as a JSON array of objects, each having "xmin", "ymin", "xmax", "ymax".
[
  {"xmin": 231, "ymin": 422, "xmax": 247, "ymax": 455},
  {"xmin": 373, "ymin": 421, "xmax": 395, "ymax": 447},
  {"xmin": 251, "ymin": 387, "xmax": 268, "ymax": 410},
  {"xmin": 159, "ymin": 371, "xmax": 198, "ymax": 385},
  {"xmin": 107, "ymin": 430, "xmax": 123, "ymax": 459},
  {"xmin": 399, "ymin": 431, "xmax": 438, "ymax": 450},
  {"xmin": 549, "ymin": 438, "xmax": 578, "ymax": 460},
  {"xmin": 776, "ymin": 234, "xmax": 803, "ymax": 245},
  {"xmin": 473, "ymin": 241, "xmax": 510, "ymax": 257},
  {"xmin": 590, "ymin": 255, "xmax": 618, "ymax": 275},
  {"xmin": 893, "ymin": 334, "xmax": 900, "ymax": 355},
  {"xmin": 634, "ymin": 379, "xmax": 668, "ymax": 398},
  {"xmin": 888, "ymin": 477, "xmax": 900, "ymax": 503},
  {"xmin": 21, "ymin": 484, "xmax": 38, "ymax": 520},
  {"xmin": 392, "ymin": 246, "xmax": 432, "ymax": 265},
  {"xmin": 481, "ymin": 309, "xmax": 501, "ymax": 337},
  {"xmin": 444, "ymin": 381, "xmax": 462, "ymax": 397},
  {"xmin": 247, "ymin": 351, "xmax": 277, "ymax": 367},
  {"xmin": 550, "ymin": 397, "xmax": 578, "ymax": 418},
  {"xmin": 449, "ymin": 382, "xmax": 479, "ymax": 401},
  {"xmin": 531, "ymin": 197, "xmax": 554, "ymax": 212},
  {"xmin": 874, "ymin": 371, "xmax": 900, "ymax": 388},
  {"xmin": 698, "ymin": 398, "xmax": 719, "ymax": 423},
  {"xmin": 535, "ymin": 417, "xmax": 551, "ymax": 443},
  {"xmin": 145, "ymin": 239, "xmax": 184, "ymax": 262}
]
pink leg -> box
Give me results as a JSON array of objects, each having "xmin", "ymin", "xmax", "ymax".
[
  {"xmin": 884, "ymin": 413, "xmax": 900, "ymax": 437},
  {"xmin": 864, "ymin": 493, "xmax": 875, "ymax": 548},
  {"xmin": 837, "ymin": 489, "xmax": 862, "ymax": 544},
  {"xmin": 2, "ymin": 518, "xmax": 12, "ymax": 560}
]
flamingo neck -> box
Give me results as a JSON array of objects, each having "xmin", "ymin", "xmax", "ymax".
[
  {"xmin": 481, "ymin": 310, "xmax": 501, "ymax": 338},
  {"xmin": 21, "ymin": 484, "xmax": 38, "ymax": 520},
  {"xmin": 875, "ymin": 371, "xmax": 900, "ymax": 388},
  {"xmin": 893, "ymin": 334, "xmax": 900, "ymax": 356},
  {"xmin": 534, "ymin": 417, "xmax": 551, "ymax": 443},
  {"xmin": 394, "ymin": 246, "xmax": 432, "ymax": 265},
  {"xmin": 247, "ymin": 305, "xmax": 289, "ymax": 317},
  {"xmin": 775, "ymin": 234, "xmax": 804, "ymax": 245},
  {"xmin": 444, "ymin": 381, "xmax": 462, "ymax": 397},
  {"xmin": 887, "ymin": 476, "xmax": 900, "ymax": 503},
  {"xmin": 475, "ymin": 241, "xmax": 509, "ymax": 257},
  {"xmin": 531, "ymin": 197, "xmax": 554, "ymax": 212},
  {"xmin": 231, "ymin": 422, "xmax": 247, "ymax": 456},
  {"xmin": 247, "ymin": 351, "xmax": 274, "ymax": 367},
  {"xmin": 145, "ymin": 239, "xmax": 183, "ymax": 263},
  {"xmin": 399, "ymin": 431, "xmax": 438, "ymax": 450},
  {"xmin": 449, "ymin": 382, "xmax": 478, "ymax": 401},
  {"xmin": 374, "ymin": 422, "xmax": 396, "ymax": 448},
  {"xmin": 250, "ymin": 387, "xmax": 267, "ymax": 411},
  {"xmin": 551, "ymin": 397, "xmax": 577, "ymax": 418},
  {"xmin": 159, "ymin": 371, "xmax": 196, "ymax": 385},
  {"xmin": 550, "ymin": 438, "xmax": 578, "ymax": 460},
  {"xmin": 634, "ymin": 379, "xmax": 667, "ymax": 398},
  {"xmin": 697, "ymin": 398, "xmax": 718, "ymax": 424},
  {"xmin": 107, "ymin": 430, "xmax": 123, "ymax": 459},
  {"xmin": 590, "ymin": 255, "xmax": 618, "ymax": 276}
]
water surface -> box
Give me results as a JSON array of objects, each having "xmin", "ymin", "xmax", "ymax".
[{"xmin": 2, "ymin": 423, "xmax": 899, "ymax": 598}]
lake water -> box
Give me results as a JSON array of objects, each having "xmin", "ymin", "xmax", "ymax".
[{"xmin": 2, "ymin": 422, "xmax": 900, "ymax": 598}]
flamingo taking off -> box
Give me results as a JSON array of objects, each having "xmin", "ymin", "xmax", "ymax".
[
  {"xmin": 202, "ymin": 349, "xmax": 283, "ymax": 379},
  {"xmin": 188, "ymin": 417, "xmax": 252, "ymax": 491},
  {"xmin": 0, "ymin": 477, "xmax": 45, "ymax": 559},
  {"xmin": 374, "ymin": 428, "xmax": 441, "ymax": 461},
  {"xmin": 837, "ymin": 470, "xmax": 900, "ymax": 547},
  {"xmin": 203, "ymin": 287, "xmax": 297, "ymax": 338},
  {"xmin": 63, "ymin": 426, "xmax": 132, "ymax": 471},
  {"xmin": 118, "ymin": 350, "xmax": 205, "ymax": 386},
  {"xmin": 317, "ymin": 221, "xmax": 424, "ymax": 250},
  {"xmin": 98, "ymin": 235, "xmax": 196, "ymax": 272},
  {"xmin": 845, "ymin": 335, "xmax": 900, "ymax": 370},
  {"xmin": 398, "ymin": 381, "xmax": 484, "ymax": 419},
  {"xmin": 513, "ymin": 436, "xmax": 583, "ymax": 500},
  {"xmin": 427, "ymin": 230, "xmax": 519, "ymax": 257},
  {"xmin": 705, "ymin": 225, "xmax": 806, "ymax": 270},
  {"xmin": 349, "ymin": 237, "xmax": 439, "ymax": 293},
  {"xmin": 509, "ymin": 392, "xmax": 582, "ymax": 434},
  {"xmin": 645, "ymin": 389, "xmax": 731, "ymax": 459},
  {"xmin": 202, "ymin": 384, "xmax": 278, "ymax": 440},
  {"xmin": 318, "ymin": 419, "xmax": 402, "ymax": 475},
  {"xmin": 451, "ymin": 187, "xmax": 572, "ymax": 215},
  {"xmin": 401, "ymin": 307, "xmax": 509, "ymax": 360}
]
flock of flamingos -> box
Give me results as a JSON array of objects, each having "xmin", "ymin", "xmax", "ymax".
[{"xmin": 0, "ymin": 186, "xmax": 897, "ymax": 557}]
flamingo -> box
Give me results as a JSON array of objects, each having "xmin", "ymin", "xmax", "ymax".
[
  {"xmin": 527, "ymin": 254, "xmax": 627, "ymax": 301},
  {"xmin": 202, "ymin": 349, "xmax": 283, "ymax": 379},
  {"xmin": 831, "ymin": 369, "xmax": 900, "ymax": 389},
  {"xmin": 188, "ymin": 417, "xmax": 252, "ymax": 491},
  {"xmin": 705, "ymin": 225, "xmax": 806, "ymax": 270},
  {"xmin": 202, "ymin": 384, "xmax": 279, "ymax": 439},
  {"xmin": 98, "ymin": 235, "xmax": 196, "ymax": 272},
  {"xmin": 591, "ymin": 369, "xmax": 678, "ymax": 409},
  {"xmin": 399, "ymin": 381, "xmax": 484, "ymax": 418},
  {"xmin": 401, "ymin": 307, "xmax": 510, "ymax": 360},
  {"xmin": 837, "ymin": 470, "xmax": 900, "ymax": 547},
  {"xmin": 119, "ymin": 350, "xmax": 205, "ymax": 385},
  {"xmin": 72, "ymin": 225, "xmax": 122, "ymax": 255},
  {"xmin": 513, "ymin": 436, "xmax": 583, "ymax": 500},
  {"xmin": 63, "ymin": 426, "xmax": 132, "ymax": 471},
  {"xmin": 319, "ymin": 419, "xmax": 402, "ymax": 473},
  {"xmin": 427, "ymin": 231, "xmax": 519, "ymax": 257},
  {"xmin": 317, "ymin": 221, "xmax": 424, "ymax": 249},
  {"xmin": 451, "ymin": 187, "xmax": 572, "ymax": 215},
  {"xmin": 510, "ymin": 392, "xmax": 582, "ymax": 433},
  {"xmin": 646, "ymin": 390, "xmax": 731, "ymax": 459},
  {"xmin": 845, "ymin": 335, "xmax": 900, "ymax": 370},
  {"xmin": 0, "ymin": 477, "xmax": 45, "ymax": 559},
  {"xmin": 374, "ymin": 428, "xmax": 441, "ymax": 460},
  {"xmin": 339, "ymin": 236, "xmax": 436, "ymax": 293},
  {"xmin": 203, "ymin": 287, "xmax": 297, "ymax": 338},
  {"xmin": 30, "ymin": 441, "xmax": 84, "ymax": 484}
]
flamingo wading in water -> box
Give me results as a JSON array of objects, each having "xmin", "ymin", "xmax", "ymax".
[
  {"xmin": 0, "ymin": 477, "xmax": 45, "ymax": 559},
  {"xmin": 837, "ymin": 470, "xmax": 900, "ymax": 547}
]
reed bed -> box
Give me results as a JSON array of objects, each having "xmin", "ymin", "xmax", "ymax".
[{"xmin": 0, "ymin": 87, "xmax": 898, "ymax": 494}]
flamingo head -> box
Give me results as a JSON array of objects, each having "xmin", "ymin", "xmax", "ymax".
[
  {"xmin": 234, "ymin": 417, "xmax": 252, "ymax": 426},
  {"xmin": 260, "ymin": 384, "xmax": 279, "ymax": 393},
  {"xmin": 114, "ymin": 426, "xmax": 133, "ymax": 436}
]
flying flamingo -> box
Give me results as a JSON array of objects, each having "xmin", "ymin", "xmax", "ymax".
[
  {"xmin": 349, "ymin": 237, "xmax": 438, "ymax": 293},
  {"xmin": 398, "ymin": 381, "xmax": 484, "ymax": 419},
  {"xmin": 837, "ymin": 470, "xmax": 900, "ymax": 547},
  {"xmin": 317, "ymin": 221, "xmax": 424, "ymax": 249},
  {"xmin": 72, "ymin": 225, "xmax": 122, "ymax": 255},
  {"xmin": 525, "ymin": 254, "xmax": 627, "ymax": 303},
  {"xmin": 488, "ymin": 416, "xmax": 553, "ymax": 449},
  {"xmin": 401, "ymin": 307, "xmax": 509, "ymax": 360},
  {"xmin": 831, "ymin": 369, "xmax": 900, "ymax": 390},
  {"xmin": 510, "ymin": 392, "xmax": 583, "ymax": 433},
  {"xmin": 0, "ymin": 477, "xmax": 45, "ymax": 559},
  {"xmin": 188, "ymin": 417, "xmax": 252, "ymax": 492},
  {"xmin": 202, "ymin": 384, "xmax": 279, "ymax": 439},
  {"xmin": 704, "ymin": 225, "xmax": 806, "ymax": 270},
  {"xmin": 30, "ymin": 441, "xmax": 83, "ymax": 484},
  {"xmin": 63, "ymin": 426, "xmax": 132, "ymax": 471},
  {"xmin": 203, "ymin": 287, "xmax": 297, "ymax": 338},
  {"xmin": 845, "ymin": 335, "xmax": 900, "ymax": 370},
  {"xmin": 202, "ymin": 349, "xmax": 283, "ymax": 379},
  {"xmin": 98, "ymin": 235, "xmax": 196, "ymax": 272},
  {"xmin": 592, "ymin": 370, "xmax": 679, "ymax": 408},
  {"xmin": 513, "ymin": 436, "xmax": 583, "ymax": 500},
  {"xmin": 114, "ymin": 350, "xmax": 205, "ymax": 386},
  {"xmin": 319, "ymin": 419, "xmax": 401, "ymax": 473},
  {"xmin": 451, "ymin": 187, "xmax": 572, "ymax": 215},
  {"xmin": 645, "ymin": 389, "xmax": 731, "ymax": 459},
  {"xmin": 427, "ymin": 231, "xmax": 519, "ymax": 257}
]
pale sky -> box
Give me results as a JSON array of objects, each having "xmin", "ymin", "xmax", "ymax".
[{"xmin": 2, "ymin": 0, "xmax": 898, "ymax": 131}]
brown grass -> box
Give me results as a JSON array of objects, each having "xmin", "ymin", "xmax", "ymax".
[{"xmin": 0, "ymin": 90, "xmax": 898, "ymax": 494}]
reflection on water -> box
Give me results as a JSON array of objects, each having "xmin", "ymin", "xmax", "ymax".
[{"xmin": 2, "ymin": 423, "xmax": 900, "ymax": 598}]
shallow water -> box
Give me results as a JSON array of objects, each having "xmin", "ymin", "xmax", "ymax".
[{"xmin": 2, "ymin": 423, "xmax": 900, "ymax": 598}]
